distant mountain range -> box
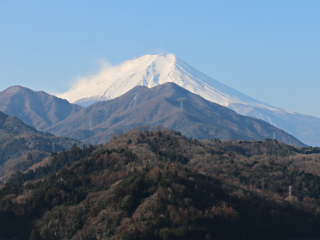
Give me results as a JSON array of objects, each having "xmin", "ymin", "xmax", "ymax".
[
  {"xmin": 0, "ymin": 83, "xmax": 305, "ymax": 147},
  {"xmin": 0, "ymin": 111, "xmax": 79, "ymax": 180},
  {"xmin": 57, "ymin": 54, "xmax": 320, "ymax": 146},
  {"xmin": 46, "ymin": 83, "xmax": 304, "ymax": 146}
]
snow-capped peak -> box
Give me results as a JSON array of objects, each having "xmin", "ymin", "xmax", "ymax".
[{"xmin": 57, "ymin": 53, "xmax": 266, "ymax": 108}]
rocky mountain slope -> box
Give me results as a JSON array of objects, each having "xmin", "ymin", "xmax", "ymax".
[
  {"xmin": 0, "ymin": 85, "xmax": 83, "ymax": 130},
  {"xmin": 47, "ymin": 83, "xmax": 305, "ymax": 146},
  {"xmin": 58, "ymin": 54, "xmax": 320, "ymax": 146}
]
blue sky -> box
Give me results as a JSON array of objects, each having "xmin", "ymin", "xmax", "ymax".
[{"xmin": 0, "ymin": 1, "xmax": 319, "ymax": 117}]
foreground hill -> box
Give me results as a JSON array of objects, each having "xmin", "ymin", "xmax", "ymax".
[
  {"xmin": 57, "ymin": 53, "xmax": 320, "ymax": 146},
  {"xmin": 0, "ymin": 85, "xmax": 83, "ymax": 130},
  {"xmin": 1, "ymin": 128, "xmax": 320, "ymax": 239},
  {"xmin": 47, "ymin": 83, "xmax": 305, "ymax": 147},
  {"xmin": 0, "ymin": 111, "xmax": 80, "ymax": 180}
]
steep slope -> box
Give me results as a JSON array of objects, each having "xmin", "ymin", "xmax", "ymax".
[
  {"xmin": 0, "ymin": 85, "xmax": 83, "ymax": 130},
  {"xmin": 0, "ymin": 111, "xmax": 80, "ymax": 180},
  {"xmin": 57, "ymin": 54, "xmax": 320, "ymax": 146},
  {"xmin": 48, "ymin": 83, "xmax": 304, "ymax": 146}
]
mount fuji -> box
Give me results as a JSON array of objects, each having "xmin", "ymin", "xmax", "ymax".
[
  {"xmin": 58, "ymin": 54, "xmax": 261, "ymax": 107},
  {"xmin": 58, "ymin": 54, "xmax": 320, "ymax": 146}
]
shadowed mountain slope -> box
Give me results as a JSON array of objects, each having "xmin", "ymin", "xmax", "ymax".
[
  {"xmin": 47, "ymin": 83, "xmax": 305, "ymax": 146},
  {"xmin": 0, "ymin": 111, "xmax": 80, "ymax": 180},
  {"xmin": 0, "ymin": 85, "xmax": 83, "ymax": 130}
]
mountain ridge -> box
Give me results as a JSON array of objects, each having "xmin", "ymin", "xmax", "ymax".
[
  {"xmin": 1, "ymin": 128, "xmax": 320, "ymax": 239},
  {"xmin": 0, "ymin": 85, "xmax": 83, "ymax": 130},
  {"xmin": 47, "ymin": 83, "xmax": 305, "ymax": 147}
]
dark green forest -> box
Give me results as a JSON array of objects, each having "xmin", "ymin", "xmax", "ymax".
[{"xmin": 1, "ymin": 128, "xmax": 320, "ymax": 240}]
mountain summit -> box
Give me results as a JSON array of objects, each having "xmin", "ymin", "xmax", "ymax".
[
  {"xmin": 58, "ymin": 54, "xmax": 320, "ymax": 146},
  {"xmin": 58, "ymin": 54, "xmax": 260, "ymax": 107}
]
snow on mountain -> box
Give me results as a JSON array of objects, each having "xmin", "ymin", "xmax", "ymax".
[
  {"xmin": 58, "ymin": 54, "xmax": 262, "ymax": 107},
  {"xmin": 57, "ymin": 54, "xmax": 320, "ymax": 146}
]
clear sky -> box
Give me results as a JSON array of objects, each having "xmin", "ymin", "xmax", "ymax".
[{"xmin": 0, "ymin": 1, "xmax": 319, "ymax": 117}]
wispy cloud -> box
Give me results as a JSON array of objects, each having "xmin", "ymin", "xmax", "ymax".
[{"xmin": 69, "ymin": 60, "xmax": 112, "ymax": 91}]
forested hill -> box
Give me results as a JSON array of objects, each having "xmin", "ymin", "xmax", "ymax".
[
  {"xmin": 0, "ymin": 111, "xmax": 80, "ymax": 180},
  {"xmin": 0, "ymin": 111, "xmax": 37, "ymax": 135},
  {"xmin": 1, "ymin": 128, "xmax": 320, "ymax": 240}
]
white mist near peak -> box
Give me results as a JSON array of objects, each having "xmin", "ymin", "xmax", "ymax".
[{"xmin": 58, "ymin": 53, "xmax": 264, "ymax": 108}]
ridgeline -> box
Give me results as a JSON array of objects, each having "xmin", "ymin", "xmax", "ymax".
[{"xmin": 1, "ymin": 127, "xmax": 320, "ymax": 240}]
